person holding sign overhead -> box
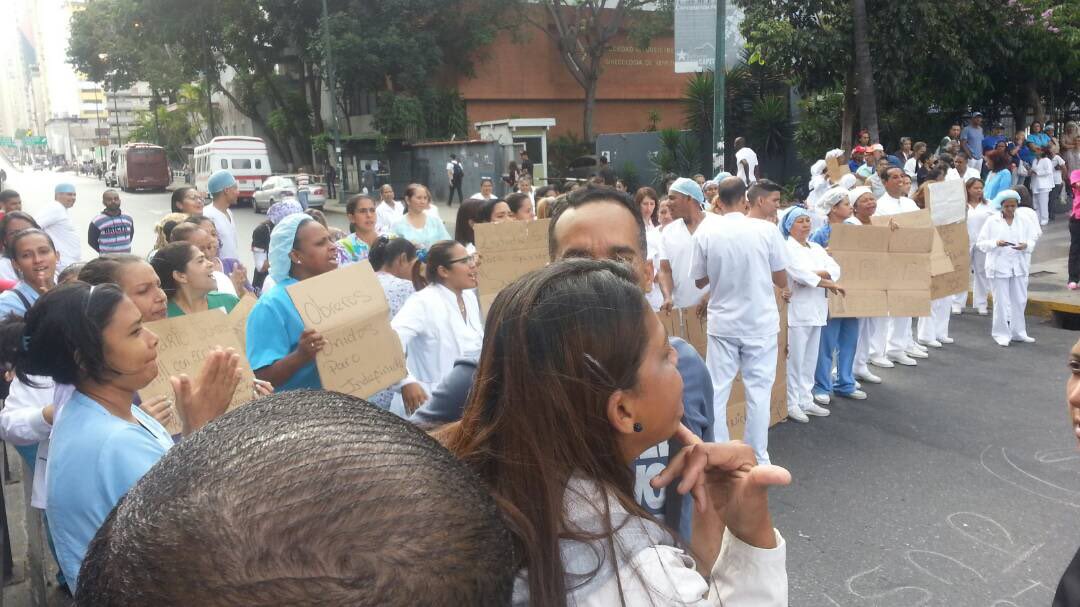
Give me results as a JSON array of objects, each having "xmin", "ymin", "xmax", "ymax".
[
  {"xmin": 391, "ymin": 240, "xmax": 482, "ymax": 413},
  {"xmin": 0, "ymin": 282, "xmax": 241, "ymax": 591},
  {"xmin": 391, "ymin": 184, "xmax": 451, "ymax": 252},
  {"xmin": 246, "ymin": 214, "xmax": 339, "ymax": 391},
  {"xmin": 977, "ymin": 194, "xmax": 1038, "ymax": 347},
  {"xmin": 151, "ymin": 242, "xmax": 240, "ymax": 318}
]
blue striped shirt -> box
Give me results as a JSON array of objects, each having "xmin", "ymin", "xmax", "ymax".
[{"xmin": 88, "ymin": 213, "xmax": 134, "ymax": 253}]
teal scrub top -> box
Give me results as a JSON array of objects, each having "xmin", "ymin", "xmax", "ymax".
[{"xmin": 245, "ymin": 277, "xmax": 321, "ymax": 391}]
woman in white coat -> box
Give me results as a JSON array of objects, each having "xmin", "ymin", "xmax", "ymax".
[
  {"xmin": 781, "ymin": 208, "xmax": 843, "ymax": 423},
  {"xmin": 391, "ymin": 240, "xmax": 482, "ymax": 415},
  {"xmin": 954, "ymin": 178, "xmax": 994, "ymax": 315},
  {"xmin": 977, "ymin": 195, "xmax": 1038, "ymax": 347}
]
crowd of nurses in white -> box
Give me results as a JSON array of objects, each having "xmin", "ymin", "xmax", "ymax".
[{"xmin": 654, "ymin": 161, "xmax": 1037, "ymax": 465}]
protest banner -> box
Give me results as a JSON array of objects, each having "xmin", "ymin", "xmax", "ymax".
[
  {"xmin": 139, "ymin": 309, "xmax": 256, "ymax": 435},
  {"xmin": 829, "ymin": 216, "xmax": 933, "ymax": 317},
  {"xmin": 228, "ymin": 294, "xmax": 257, "ymax": 352},
  {"xmin": 287, "ymin": 262, "xmax": 407, "ymax": 398},
  {"xmin": 927, "ymin": 179, "xmax": 967, "ymax": 226},
  {"xmin": 930, "ymin": 221, "xmax": 971, "ymax": 298},
  {"xmin": 474, "ymin": 219, "xmax": 551, "ymax": 313},
  {"xmin": 826, "ymin": 156, "xmax": 851, "ymax": 184}
]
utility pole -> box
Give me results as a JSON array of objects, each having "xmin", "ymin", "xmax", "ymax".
[
  {"xmin": 711, "ymin": 0, "xmax": 726, "ymax": 174},
  {"xmin": 322, "ymin": 0, "xmax": 346, "ymax": 195},
  {"xmin": 112, "ymin": 89, "xmax": 122, "ymax": 146}
]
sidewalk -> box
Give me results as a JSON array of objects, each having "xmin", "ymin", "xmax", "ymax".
[{"xmin": 1024, "ymin": 216, "xmax": 1080, "ymax": 318}]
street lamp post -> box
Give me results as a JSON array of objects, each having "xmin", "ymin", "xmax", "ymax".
[
  {"xmin": 712, "ymin": 0, "xmax": 726, "ymax": 174},
  {"xmin": 321, "ymin": 0, "xmax": 346, "ymax": 195}
]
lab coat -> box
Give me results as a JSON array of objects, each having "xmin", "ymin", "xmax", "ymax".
[
  {"xmin": 784, "ymin": 238, "xmax": 839, "ymax": 327},
  {"xmin": 391, "ymin": 283, "xmax": 483, "ymax": 398},
  {"xmin": 977, "ymin": 214, "xmax": 1038, "ymax": 278}
]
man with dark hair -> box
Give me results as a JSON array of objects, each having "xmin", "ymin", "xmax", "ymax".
[
  {"xmin": 692, "ymin": 175, "xmax": 789, "ymax": 466},
  {"xmin": 938, "ymin": 123, "xmax": 962, "ymax": 156},
  {"xmin": 0, "ymin": 190, "xmax": 21, "ymax": 219},
  {"xmin": 77, "ymin": 391, "xmax": 517, "ymax": 606},
  {"xmin": 519, "ymin": 149, "xmax": 534, "ymax": 177},
  {"xmin": 446, "ymin": 154, "xmax": 465, "ymax": 206},
  {"xmin": 597, "ymin": 155, "xmax": 616, "ymax": 186},
  {"xmin": 658, "ymin": 178, "xmax": 721, "ymax": 312},
  {"xmin": 746, "ymin": 179, "xmax": 784, "ymax": 223}
]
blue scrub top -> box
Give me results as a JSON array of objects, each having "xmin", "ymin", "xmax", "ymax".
[
  {"xmin": 246, "ymin": 277, "xmax": 322, "ymax": 391},
  {"xmin": 984, "ymin": 170, "xmax": 1013, "ymax": 208},
  {"xmin": 46, "ymin": 390, "xmax": 173, "ymax": 591}
]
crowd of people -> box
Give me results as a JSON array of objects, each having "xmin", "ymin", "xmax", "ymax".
[{"xmin": 0, "ymin": 114, "xmax": 1075, "ymax": 604}]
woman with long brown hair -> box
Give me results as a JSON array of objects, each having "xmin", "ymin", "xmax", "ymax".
[{"xmin": 440, "ymin": 258, "xmax": 788, "ymax": 605}]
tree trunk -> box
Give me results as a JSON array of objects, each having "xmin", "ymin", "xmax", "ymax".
[
  {"xmin": 583, "ymin": 76, "xmax": 598, "ymax": 143},
  {"xmin": 841, "ymin": 66, "xmax": 857, "ymax": 152},
  {"xmin": 1027, "ymin": 82, "xmax": 1045, "ymax": 125},
  {"xmin": 215, "ymin": 84, "xmax": 295, "ymax": 168},
  {"xmin": 851, "ymin": 0, "xmax": 879, "ymax": 142}
]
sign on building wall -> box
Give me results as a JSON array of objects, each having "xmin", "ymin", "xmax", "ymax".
[{"xmin": 674, "ymin": 0, "xmax": 746, "ymax": 74}]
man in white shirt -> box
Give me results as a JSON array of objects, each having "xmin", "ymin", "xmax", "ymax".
[
  {"xmin": 470, "ymin": 178, "xmax": 497, "ymax": 201},
  {"xmin": 375, "ymin": 184, "xmax": 404, "ymax": 235},
  {"xmin": 948, "ymin": 151, "xmax": 981, "ymax": 183},
  {"xmin": 203, "ymin": 170, "xmax": 240, "ymax": 262},
  {"xmin": 871, "ymin": 167, "xmax": 928, "ymax": 368},
  {"xmin": 691, "ymin": 177, "xmax": 789, "ymax": 465},
  {"xmin": 734, "ymin": 137, "xmax": 760, "ymax": 185},
  {"xmin": 657, "ymin": 178, "xmax": 721, "ymax": 312},
  {"xmin": 37, "ymin": 183, "xmax": 81, "ymax": 270}
]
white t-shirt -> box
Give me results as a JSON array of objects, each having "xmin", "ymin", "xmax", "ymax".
[
  {"xmin": 735, "ymin": 147, "xmax": 759, "ymax": 185},
  {"xmin": 376, "ymin": 200, "xmax": 405, "ymax": 235},
  {"xmin": 470, "ymin": 193, "xmax": 497, "ymax": 201},
  {"xmin": 874, "ymin": 193, "xmax": 919, "ymax": 217},
  {"xmin": 1053, "ymin": 155, "xmax": 1066, "ymax": 185},
  {"xmin": 645, "ymin": 226, "xmax": 663, "ymax": 311},
  {"xmin": 35, "ymin": 200, "xmax": 81, "ymax": 271},
  {"xmin": 203, "ymin": 204, "xmax": 239, "ymax": 261},
  {"xmin": 947, "ymin": 167, "xmax": 981, "ymax": 182},
  {"xmin": 690, "ymin": 213, "xmax": 787, "ymax": 338},
  {"xmin": 659, "ymin": 214, "xmax": 722, "ymax": 308}
]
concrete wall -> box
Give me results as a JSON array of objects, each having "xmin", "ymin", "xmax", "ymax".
[{"xmin": 402, "ymin": 141, "xmax": 514, "ymax": 203}]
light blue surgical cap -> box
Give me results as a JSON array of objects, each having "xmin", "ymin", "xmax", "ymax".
[
  {"xmin": 781, "ymin": 206, "xmax": 810, "ymax": 239},
  {"xmin": 990, "ymin": 189, "xmax": 1020, "ymax": 211},
  {"xmin": 55, "ymin": 183, "xmax": 75, "ymax": 194},
  {"xmin": 669, "ymin": 177, "xmax": 704, "ymax": 205},
  {"xmin": 269, "ymin": 213, "xmax": 312, "ymax": 285},
  {"xmin": 208, "ymin": 170, "xmax": 237, "ymax": 195}
]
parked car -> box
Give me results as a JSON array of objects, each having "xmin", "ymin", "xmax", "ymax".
[
  {"xmin": 566, "ymin": 155, "xmax": 600, "ymax": 180},
  {"xmin": 253, "ymin": 176, "xmax": 298, "ymax": 214},
  {"xmin": 281, "ymin": 174, "xmax": 327, "ymax": 209}
]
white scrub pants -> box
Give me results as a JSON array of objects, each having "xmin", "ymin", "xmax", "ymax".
[
  {"xmin": 868, "ymin": 317, "xmax": 890, "ymax": 360},
  {"xmin": 707, "ymin": 334, "xmax": 778, "ymax": 465},
  {"xmin": 786, "ymin": 325, "xmax": 821, "ymax": 412},
  {"xmin": 917, "ymin": 298, "xmax": 953, "ymax": 342},
  {"xmin": 886, "ymin": 317, "xmax": 914, "ymax": 357},
  {"xmin": 990, "ymin": 275, "xmax": 1030, "ymax": 341},
  {"xmin": 954, "ymin": 248, "xmax": 990, "ymax": 311},
  {"xmin": 855, "ymin": 318, "xmax": 874, "ymax": 374},
  {"xmin": 1034, "ymin": 190, "xmax": 1050, "ymax": 225}
]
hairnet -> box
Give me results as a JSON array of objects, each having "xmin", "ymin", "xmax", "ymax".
[{"xmin": 269, "ymin": 213, "xmax": 312, "ymax": 285}]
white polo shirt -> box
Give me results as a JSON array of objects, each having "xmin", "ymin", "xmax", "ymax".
[
  {"xmin": 690, "ymin": 213, "xmax": 788, "ymax": 338},
  {"xmin": 874, "ymin": 193, "xmax": 919, "ymax": 217},
  {"xmin": 375, "ymin": 200, "xmax": 405, "ymax": 235},
  {"xmin": 203, "ymin": 204, "xmax": 238, "ymax": 261},
  {"xmin": 659, "ymin": 213, "xmax": 722, "ymax": 308},
  {"xmin": 35, "ymin": 200, "xmax": 81, "ymax": 270}
]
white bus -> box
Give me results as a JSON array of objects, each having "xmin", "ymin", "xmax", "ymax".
[{"xmin": 193, "ymin": 136, "xmax": 272, "ymax": 204}]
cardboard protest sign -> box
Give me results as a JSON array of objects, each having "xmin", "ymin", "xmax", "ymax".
[
  {"xmin": 474, "ymin": 219, "xmax": 551, "ymax": 313},
  {"xmin": 930, "ymin": 221, "xmax": 971, "ymax": 299},
  {"xmin": 228, "ymin": 294, "xmax": 257, "ymax": 352},
  {"xmin": 287, "ymin": 262, "xmax": 406, "ymax": 398},
  {"xmin": 927, "ymin": 179, "xmax": 967, "ymax": 226},
  {"xmin": 828, "ymin": 218, "xmax": 933, "ymax": 317},
  {"xmin": 826, "ymin": 156, "xmax": 851, "ymax": 184},
  {"xmin": 139, "ymin": 309, "xmax": 256, "ymax": 435}
]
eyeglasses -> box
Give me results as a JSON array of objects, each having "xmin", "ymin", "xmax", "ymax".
[{"xmin": 447, "ymin": 254, "xmax": 477, "ymax": 266}]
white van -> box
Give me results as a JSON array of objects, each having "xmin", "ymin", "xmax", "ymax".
[{"xmin": 193, "ymin": 136, "xmax": 272, "ymax": 204}]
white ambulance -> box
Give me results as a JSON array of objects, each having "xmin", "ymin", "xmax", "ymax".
[{"xmin": 194, "ymin": 136, "xmax": 272, "ymax": 205}]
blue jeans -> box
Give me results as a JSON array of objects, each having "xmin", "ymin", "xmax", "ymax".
[{"xmin": 814, "ymin": 317, "xmax": 859, "ymax": 396}]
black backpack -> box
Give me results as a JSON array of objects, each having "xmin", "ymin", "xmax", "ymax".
[{"xmin": 452, "ymin": 161, "xmax": 464, "ymax": 182}]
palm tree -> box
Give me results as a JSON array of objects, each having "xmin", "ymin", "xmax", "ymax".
[{"xmin": 851, "ymin": 0, "xmax": 879, "ymax": 142}]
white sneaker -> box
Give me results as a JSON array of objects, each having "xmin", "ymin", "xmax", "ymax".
[
  {"xmin": 919, "ymin": 339, "xmax": 943, "ymax": 348},
  {"xmin": 855, "ymin": 370, "xmax": 882, "ymax": 384},
  {"xmin": 905, "ymin": 347, "xmax": 929, "ymax": 359},
  {"xmin": 994, "ymin": 337, "xmax": 1010, "ymax": 347},
  {"xmin": 889, "ymin": 353, "xmax": 918, "ymax": 366},
  {"xmin": 813, "ymin": 393, "xmax": 831, "ymax": 405},
  {"xmin": 1015, "ymin": 335, "xmax": 1036, "ymax": 343},
  {"xmin": 869, "ymin": 356, "xmax": 894, "ymax": 369},
  {"xmin": 804, "ymin": 402, "xmax": 831, "ymax": 417},
  {"xmin": 912, "ymin": 342, "xmax": 929, "ymax": 353},
  {"xmin": 940, "ymin": 336, "xmax": 955, "ymax": 344},
  {"xmin": 951, "ymin": 305, "xmax": 962, "ymax": 314},
  {"xmin": 854, "ymin": 380, "xmax": 862, "ymax": 390},
  {"xmin": 787, "ymin": 408, "xmax": 809, "ymax": 423},
  {"xmin": 978, "ymin": 307, "xmax": 989, "ymax": 315},
  {"xmin": 839, "ymin": 389, "xmax": 868, "ymax": 400}
]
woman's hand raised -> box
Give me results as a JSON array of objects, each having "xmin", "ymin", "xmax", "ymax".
[{"xmin": 171, "ymin": 347, "xmax": 242, "ymax": 436}]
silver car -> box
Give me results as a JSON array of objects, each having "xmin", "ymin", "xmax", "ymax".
[
  {"xmin": 253, "ymin": 176, "xmax": 297, "ymax": 213},
  {"xmin": 281, "ymin": 173, "xmax": 327, "ymax": 209}
]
